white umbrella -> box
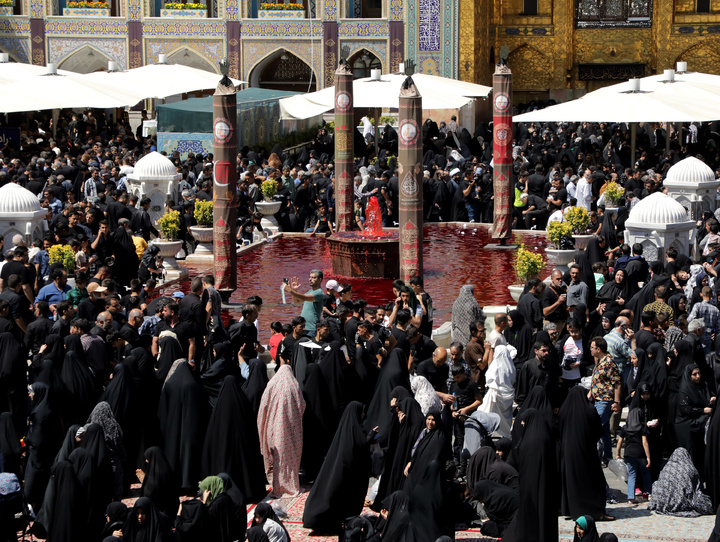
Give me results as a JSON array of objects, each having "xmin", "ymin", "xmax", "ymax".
[
  {"xmin": 0, "ymin": 72, "xmax": 149, "ymax": 113},
  {"xmin": 83, "ymin": 63, "xmax": 246, "ymax": 100},
  {"xmin": 514, "ymin": 75, "xmax": 720, "ymax": 123},
  {"xmin": 0, "ymin": 62, "xmax": 74, "ymax": 85},
  {"xmin": 279, "ymin": 73, "xmax": 491, "ymax": 120}
]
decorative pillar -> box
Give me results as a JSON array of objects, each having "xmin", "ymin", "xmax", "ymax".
[
  {"xmin": 491, "ymin": 62, "xmax": 513, "ymax": 243},
  {"xmin": 398, "ymin": 74, "xmax": 423, "ymax": 281},
  {"xmin": 212, "ymin": 66, "xmax": 238, "ymax": 301},
  {"xmin": 334, "ymin": 57, "xmax": 354, "ymax": 232}
]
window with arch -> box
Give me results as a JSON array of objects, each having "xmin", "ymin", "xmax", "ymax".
[{"xmin": 350, "ymin": 50, "xmax": 382, "ymax": 79}]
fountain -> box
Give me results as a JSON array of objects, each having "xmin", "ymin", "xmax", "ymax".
[{"xmin": 326, "ymin": 197, "xmax": 400, "ymax": 279}]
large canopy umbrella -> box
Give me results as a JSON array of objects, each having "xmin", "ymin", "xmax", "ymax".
[
  {"xmin": 83, "ymin": 63, "xmax": 245, "ymax": 100},
  {"xmin": 279, "ymin": 73, "xmax": 491, "ymax": 120},
  {"xmin": 0, "ymin": 72, "xmax": 150, "ymax": 113},
  {"xmin": 0, "ymin": 62, "xmax": 74, "ymax": 85}
]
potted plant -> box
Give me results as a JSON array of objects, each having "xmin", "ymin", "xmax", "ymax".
[
  {"xmin": 603, "ymin": 181, "xmax": 625, "ymax": 209},
  {"xmin": 565, "ymin": 206, "xmax": 593, "ymax": 250},
  {"xmin": 255, "ymin": 179, "xmax": 282, "ymax": 233},
  {"xmin": 161, "ymin": 1, "xmax": 207, "ymax": 17},
  {"xmin": 48, "ymin": 244, "xmax": 76, "ymax": 273},
  {"xmin": 64, "ymin": 0, "xmax": 111, "ymax": 16},
  {"xmin": 189, "ymin": 200, "xmax": 214, "ymax": 257},
  {"xmin": 258, "ymin": 2, "xmax": 305, "ymax": 18},
  {"xmin": 546, "ymin": 220, "xmax": 578, "ymax": 273},
  {"xmin": 508, "ymin": 244, "xmax": 545, "ymax": 302},
  {"xmin": 0, "ymin": 0, "xmax": 15, "ymax": 15},
  {"xmin": 154, "ymin": 209, "xmax": 185, "ymax": 278}
]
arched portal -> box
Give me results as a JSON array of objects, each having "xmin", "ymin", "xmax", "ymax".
[
  {"xmin": 167, "ymin": 48, "xmax": 218, "ymax": 73},
  {"xmin": 249, "ymin": 49, "xmax": 317, "ymax": 93},
  {"xmin": 348, "ymin": 49, "xmax": 382, "ymax": 79},
  {"xmin": 58, "ymin": 46, "xmax": 113, "ymax": 74}
]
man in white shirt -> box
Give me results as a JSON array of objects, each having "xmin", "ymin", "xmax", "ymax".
[
  {"xmin": 486, "ymin": 313, "xmax": 508, "ymax": 365},
  {"xmin": 575, "ymin": 168, "xmax": 593, "ymax": 211}
]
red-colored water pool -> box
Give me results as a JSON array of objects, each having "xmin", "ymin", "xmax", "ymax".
[{"xmin": 181, "ymin": 225, "xmax": 554, "ymax": 343}]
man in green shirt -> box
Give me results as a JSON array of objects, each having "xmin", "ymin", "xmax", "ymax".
[
  {"xmin": 66, "ymin": 270, "xmax": 89, "ymax": 307},
  {"xmin": 287, "ymin": 269, "xmax": 324, "ymax": 335}
]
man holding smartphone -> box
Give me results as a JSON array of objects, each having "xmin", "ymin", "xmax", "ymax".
[{"xmin": 542, "ymin": 269, "xmax": 568, "ymax": 333}]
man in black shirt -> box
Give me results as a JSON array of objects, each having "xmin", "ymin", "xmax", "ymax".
[
  {"xmin": 449, "ymin": 363, "xmax": 483, "ymax": 477},
  {"xmin": 24, "ymin": 300, "xmax": 52, "ymax": 367},
  {"xmin": 0, "ymin": 274, "xmax": 30, "ymax": 333},
  {"xmin": 521, "ymin": 192, "xmax": 550, "ymax": 230},
  {"xmin": 119, "ymin": 308, "xmax": 144, "ymax": 348},
  {"xmin": 518, "ymin": 278, "xmax": 545, "ymax": 332},
  {"xmin": 50, "ymin": 300, "xmax": 74, "ymax": 336},
  {"xmin": 408, "ymin": 324, "xmax": 437, "ymax": 373},
  {"xmin": 515, "ymin": 341, "xmax": 560, "ymax": 408},
  {"xmin": 391, "ymin": 309, "xmax": 412, "ymax": 364},
  {"xmin": 416, "ymin": 347, "xmax": 450, "ymax": 393},
  {"xmin": 179, "ymin": 278, "xmax": 207, "ymax": 362},
  {"xmin": 228, "ymin": 304, "xmax": 263, "ymax": 360},
  {"xmin": 542, "ymin": 270, "xmax": 568, "ymax": 331},
  {"xmin": 0, "ymin": 247, "xmax": 33, "ymax": 303},
  {"xmin": 277, "ymin": 316, "xmax": 306, "ymax": 365},
  {"xmin": 357, "ymin": 320, "xmax": 386, "ymax": 366},
  {"xmin": 152, "ymin": 301, "xmax": 196, "ymax": 361}
]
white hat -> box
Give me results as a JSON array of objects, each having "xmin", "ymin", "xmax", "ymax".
[
  {"xmin": 326, "ymin": 279, "xmax": 339, "ymax": 291},
  {"xmin": 450, "ymin": 168, "xmax": 461, "ymax": 177}
]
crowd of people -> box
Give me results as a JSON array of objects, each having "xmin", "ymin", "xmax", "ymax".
[{"xmin": 1, "ymin": 106, "xmax": 720, "ymax": 542}]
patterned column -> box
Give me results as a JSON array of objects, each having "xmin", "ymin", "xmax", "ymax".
[
  {"xmin": 334, "ymin": 60, "xmax": 354, "ymax": 232},
  {"xmin": 492, "ymin": 62, "xmax": 513, "ymax": 242},
  {"xmin": 226, "ymin": 21, "xmax": 241, "ymax": 79},
  {"xmin": 127, "ymin": 21, "xmax": 142, "ymax": 69},
  {"xmin": 398, "ymin": 76, "xmax": 424, "ymax": 281},
  {"xmin": 389, "ymin": 21, "xmax": 403, "ymax": 73},
  {"xmin": 30, "ymin": 19, "xmax": 45, "ymax": 66},
  {"xmin": 323, "ymin": 21, "xmax": 338, "ymax": 88},
  {"xmin": 212, "ymin": 76, "xmax": 238, "ymax": 300}
]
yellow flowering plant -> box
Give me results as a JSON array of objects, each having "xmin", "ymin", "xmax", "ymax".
[
  {"xmin": 48, "ymin": 244, "xmax": 76, "ymax": 272},
  {"xmin": 261, "ymin": 179, "xmax": 278, "ymax": 200},
  {"xmin": 164, "ymin": 2, "xmax": 206, "ymax": 8},
  {"xmin": 547, "ymin": 220, "xmax": 574, "ymax": 249},
  {"xmin": 259, "ymin": 2, "xmax": 304, "ymax": 9},
  {"xmin": 158, "ymin": 209, "xmax": 181, "ymax": 240},
  {"xmin": 514, "ymin": 244, "xmax": 545, "ymax": 283},
  {"xmin": 564, "ymin": 206, "xmax": 590, "ymax": 235},
  {"xmin": 193, "ymin": 200, "xmax": 214, "ymax": 227},
  {"xmin": 603, "ymin": 181, "xmax": 625, "ymax": 205},
  {"xmin": 67, "ymin": 1, "xmax": 110, "ymax": 7},
  {"xmin": 0, "ymin": 0, "xmax": 15, "ymax": 6}
]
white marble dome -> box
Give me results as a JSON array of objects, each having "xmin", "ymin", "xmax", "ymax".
[
  {"xmin": 130, "ymin": 151, "xmax": 178, "ymax": 180},
  {"xmin": 0, "ymin": 182, "xmax": 42, "ymax": 214},
  {"xmin": 666, "ymin": 156, "xmax": 716, "ymax": 184},
  {"xmin": 628, "ymin": 192, "xmax": 689, "ymax": 225}
]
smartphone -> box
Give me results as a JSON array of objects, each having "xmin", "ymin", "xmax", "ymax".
[{"xmin": 283, "ymin": 278, "xmax": 289, "ymax": 284}]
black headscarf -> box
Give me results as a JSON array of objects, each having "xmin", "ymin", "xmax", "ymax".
[
  {"xmin": 156, "ymin": 335, "xmax": 184, "ymax": 383},
  {"xmin": 373, "ymin": 396, "xmax": 424, "ymax": 510},
  {"xmin": 302, "ymin": 401, "xmax": 371, "ymax": 533},
  {"xmin": 246, "ymin": 526, "xmax": 270, "ymax": 542},
  {"xmin": 254, "ymin": 503, "xmax": 289, "ymax": 541},
  {"xmin": 646, "ymin": 343, "xmax": 669, "ymax": 400},
  {"xmin": 241, "ymin": 358, "xmax": 269, "ymax": 415},
  {"xmin": 200, "ymin": 342, "xmax": 241, "ymax": 410},
  {"xmin": 301, "ymin": 362, "xmax": 337, "ymax": 482},
  {"xmin": 201, "ymin": 375, "xmax": 267, "ymax": 503},
  {"xmin": 59, "ymin": 351, "xmax": 96, "ymax": 426},
  {"xmin": 503, "ymin": 409, "xmax": 559, "ymax": 542},
  {"xmin": 0, "ymin": 411, "xmax": 21, "ymax": 476},
  {"xmin": 558, "ymin": 386, "xmax": 607, "ymax": 519},
  {"xmin": 318, "ymin": 341, "xmax": 352, "ymax": 418},
  {"xmin": 599, "ymin": 212, "xmax": 618, "ymax": 249},
  {"xmin": 122, "ymin": 496, "xmax": 173, "ymax": 542},
  {"xmin": 141, "ymin": 446, "xmax": 179, "ymax": 520},
  {"xmin": 364, "ymin": 348, "xmax": 410, "ymax": 447},
  {"xmin": 596, "ymin": 269, "xmax": 632, "ymax": 310},
  {"xmin": 573, "ymin": 515, "xmax": 600, "ymax": 542},
  {"xmin": 101, "ymin": 502, "xmax": 129, "ymax": 541},
  {"xmin": 503, "ymin": 310, "xmax": 533, "ymax": 367},
  {"xmin": 474, "ymin": 480, "xmax": 520, "ymax": 530},
  {"xmin": 403, "ymin": 410, "xmax": 448, "ymax": 494},
  {"xmin": 32, "ymin": 460, "xmax": 86, "ymax": 541},
  {"xmin": 626, "ymin": 348, "xmax": 656, "ymax": 403},
  {"xmin": 406, "ymin": 460, "xmax": 453, "ymax": 542},
  {"xmin": 668, "ymin": 293, "xmax": 687, "ymax": 323},
  {"xmin": 678, "ymin": 363, "xmax": 711, "ymax": 411},
  {"xmin": 157, "ymin": 362, "xmax": 207, "ymax": 491},
  {"xmin": 378, "ymin": 490, "xmax": 410, "ymax": 542}
]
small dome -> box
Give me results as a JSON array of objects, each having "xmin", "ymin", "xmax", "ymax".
[
  {"xmin": 0, "ymin": 182, "xmax": 42, "ymax": 213},
  {"xmin": 132, "ymin": 151, "xmax": 177, "ymax": 179},
  {"xmin": 666, "ymin": 156, "xmax": 716, "ymax": 184},
  {"xmin": 628, "ymin": 192, "xmax": 689, "ymax": 225}
]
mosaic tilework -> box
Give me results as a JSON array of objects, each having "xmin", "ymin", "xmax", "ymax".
[
  {"xmin": 0, "ymin": 7, "xmax": 13, "ymax": 15},
  {"xmin": 389, "ymin": 0, "xmax": 402, "ymax": 21},
  {"xmin": 419, "ymin": 54, "xmax": 439, "ymax": 75},
  {"xmin": 30, "ymin": 0, "xmax": 42, "ymax": 17},
  {"xmin": 0, "ymin": 19, "xmax": 31, "ymax": 33},
  {"xmin": 338, "ymin": 21, "xmax": 389, "ymax": 37},
  {"xmin": 128, "ymin": 0, "xmax": 142, "ymax": 20},
  {"xmin": 503, "ymin": 26, "xmax": 554, "ymax": 35},
  {"xmin": 0, "ymin": 36, "xmax": 30, "ymax": 63},
  {"xmin": 225, "ymin": 0, "xmax": 239, "ymax": 19},
  {"xmin": 242, "ymin": 39, "xmax": 322, "ymax": 85},
  {"xmin": 407, "ymin": 0, "xmax": 457, "ymax": 77},
  {"xmin": 143, "ymin": 19, "xmax": 226, "ymax": 36},
  {"xmin": 419, "ymin": 0, "xmax": 440, "ymax": 51},
  {"xmin": 257, "ymin": 9, "xmax": 304, "ymax": 18},
  {"xmin": 48, "ymin": 37, "xmax": 126, "ymax": 68},
  {"xmin": 324, "ymin": 0, "xmax": 337, "ymax": 21},
  {"xmin": 158, "ymin": 132, "xmax": 214, "ymax": 159},
  {"xmin": 62, "ymin": 7, "xmax": 111, "ymax": 16},
  {"xmin": 240, "ymin": 20, "xmax": 323, "ymax": 37},
  {"xmin": 352, "ymin": 0, "xmax": 361, "ymax": 18},
  {"xmin": 146, "ymin": 39, "xmax": 224, "ymax": 66},
  {"xmin": 342, "ymin": 39, "xmax": 387, "ymax": 69},
  {"xmin": 45, "ymin": 18, "xmax": 126, "ymax": 35}
]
